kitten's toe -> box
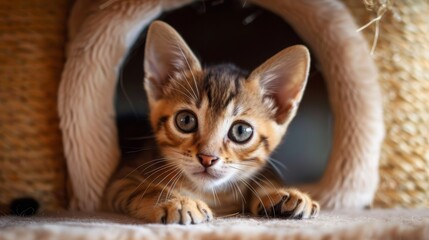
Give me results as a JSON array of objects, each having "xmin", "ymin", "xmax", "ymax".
[
  {"xmin": 310, "ymin": 201, "xmax": 320, "ymax": 218},
  {"xmin": 165, "ymin": 200, "xmax": 182, "ymax": 224},
  {"xmin": 278, "ymin": 189, "xmax": 316, "ymax": 219},
  {"xmin": 157, "ymin": 197, "xmax": 213, "ymax": 224},
  {"xmin": 181, "ymin": 198, "xmax": 213, "ymax": 224},
  {"xmin": 149, "ymin": 199, "xmax": 182, "ymax": 224},
  {"xmin": 180, "ymin": 200, "xmax": 202, "ymax": 224},
  {"xmin": 195, "ymin": 199, "xmax": 214, "ymax": 223},
  {"xmin": 255, "ymin": 189, "xmax": 318, "ymax": 220}
]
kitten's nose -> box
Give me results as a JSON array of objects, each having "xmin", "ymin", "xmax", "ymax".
[{"xmin": 197, "ymin": 153, "xmax": 219, "ymax": 168}]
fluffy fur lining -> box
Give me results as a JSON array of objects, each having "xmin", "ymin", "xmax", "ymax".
[{"xmin": 59, "ymin": 0, "xmax": 383, "ymax": 211}]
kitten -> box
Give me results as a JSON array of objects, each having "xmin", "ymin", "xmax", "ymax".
[{"xmin": 103, "ymin": 21, "xmax": 319, "ymax": 224}]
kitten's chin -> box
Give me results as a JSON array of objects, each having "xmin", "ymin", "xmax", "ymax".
[
  {"xmin": 193, "ymin": 171, "xmax": 218, "ymax": 180},
  {"xmin": 187, "ymin": 169, "xmax": 232, "ymax": 190}
]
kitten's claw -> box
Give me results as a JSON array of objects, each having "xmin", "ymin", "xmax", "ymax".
[
  {"xmin": 151, "ymin": 197, "xmax": 213, "ymax": 224},
  {"xmin": 254, "ymin": 189, "xmax": 319, "ymax": 219}
]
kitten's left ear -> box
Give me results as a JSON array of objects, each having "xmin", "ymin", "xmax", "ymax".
[
  {"xmin": 144, "ymin": 21, "xmax": 201, "ymax": 101},
  {"xmin": 249, "ymin": 45, "xmax": 310, "ymax": 124}
]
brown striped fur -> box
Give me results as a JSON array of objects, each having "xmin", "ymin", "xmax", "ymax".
[{"xmin": 103, "ymin": 21, "xmax": 319, "ymax": 224}]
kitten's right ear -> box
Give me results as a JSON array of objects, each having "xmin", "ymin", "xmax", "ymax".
[
  {"xmin": 144, "ymin": 21, "xmax": 201, "ymax": 101},
  {"xmin": 249, "ymin": 45, "xmax": 310, "ymax": 124}
]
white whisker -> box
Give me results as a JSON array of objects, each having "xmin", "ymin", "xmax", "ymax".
[
  {"xmin": 269, "ymin": 157, "xmax": 288, "ymax": 171},
  {"xmin": 138, "ymin": 164, "xmax": 179, "ymax": 201},
  {"xmin": 232, "ymin": 182, "xmax": 247, "ymax": 214},
  {"xmin": 236, "ymin": 176, "xmax": 268, "ymax": 218},
  {"xmin": 127, "ymin": 164, "xmax": 177, "ymax": 202},
  {"xmin": 230, "ymin": 164, "xmax": 276, "ymax": 217},
  {"xmin": 167, "ymin": 73, "xmax": 195, "ymax": 101},
  {"xmin": 121, "ymin": 158, "xmax": 166, "ymax": 180},
  {"xmin": 268, "ymin": 157, "xmax": 288, "ymax": 178},
  {"xmin": 179, "ymin": 70, "xmax": 198, "ymax": 101},
  {"xmin": 155, "ymin": 168, "xmax": 182, "ymax": 205},
  {"xmin": 247, "ymin": 176, "xmax": 276, "ymax": 217},
  {"xmin": 166, "ymin": 171, "xmax": 184, "ymax": 200},
  {"xmin": 175, "ymin": 44, "xmax": 200, "ymax": 100},
  {"xmin": 171, "ymin": 71, "xmax": 197, "ymax": 101}
]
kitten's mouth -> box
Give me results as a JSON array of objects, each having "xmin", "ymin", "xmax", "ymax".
[
  {"xmin": 189, "ymin": 168, "xmax": 231, "ymax": 188},
  {"xmin": 193, "ymin": 170, "xmax": 220, "ymax": 179}
]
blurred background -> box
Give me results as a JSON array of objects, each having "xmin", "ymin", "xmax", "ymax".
[{"xmin": 115, "ymin": 0, "xmax": 332, "ymax": 184}]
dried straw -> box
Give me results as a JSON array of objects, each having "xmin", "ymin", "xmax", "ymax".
[{"xmin": 0, "ymin": 1, "xmax": 69, "ymax": 211}]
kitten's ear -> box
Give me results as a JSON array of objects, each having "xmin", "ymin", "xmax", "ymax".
[
  {"xmin": 144, "ymin": 21, "xmax": 201, "ymax": 100},
  {"xmin": 250, "ymin": 45, "xmax": 310, "ymax": 124}
]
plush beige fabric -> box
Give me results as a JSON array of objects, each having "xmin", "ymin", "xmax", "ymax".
[
  {"xmin": 61, "ymin": 0, "xmax": 383, "ymax": 212},
  {"xmin": 1, "ymin": 209, "xmax": 429, "ymax": 239}
]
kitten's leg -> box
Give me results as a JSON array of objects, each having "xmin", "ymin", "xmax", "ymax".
[
  {"xmin": 249, "ymin": 185, "xmax": 319, "ymax": 219},
  {"xmin": 104, "ymin": 173, "xmax": 213, "ymax": 224}
]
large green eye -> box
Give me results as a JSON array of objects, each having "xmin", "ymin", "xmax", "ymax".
[
  {"xmin": 175, "ymin": 110, "xmax": 198, "ymax": 133},
  {"xmin": 228, "ymin": 121, "xmax": 253, "ymax": 143}
]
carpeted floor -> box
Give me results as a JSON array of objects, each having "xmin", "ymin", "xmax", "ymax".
[{"xmin": 1, "ymin": 209, "xmax": 429, "ymax": 239}]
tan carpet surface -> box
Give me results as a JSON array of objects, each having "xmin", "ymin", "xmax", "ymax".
[{"xmin": 1, "ymin": 209, "xmax": 429, "ymax": 239}]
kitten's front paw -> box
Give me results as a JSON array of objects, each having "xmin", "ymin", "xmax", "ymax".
[
  {"xmin": 253, "ymin": 189, "xmax": 319, "ymax": 219},
  {"xmin": 150, "ymin": 197, "xmax": 213, "ymax": 224}
]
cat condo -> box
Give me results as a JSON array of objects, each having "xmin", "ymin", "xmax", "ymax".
[
  {"xmin": 60, "ymin": 0, "xmax": 384, "ymax": 211},
  {"xmin": 3, "ymin": 0, "xmax": 428, "ymax": 218}
]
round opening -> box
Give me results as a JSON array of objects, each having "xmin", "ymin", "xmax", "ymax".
[{"xmin": 115, "ymin": 0, "xmax": 332, "ymax": 184}]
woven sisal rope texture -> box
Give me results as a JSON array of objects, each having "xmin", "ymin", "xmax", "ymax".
[
  {"xmin": 345, "ymin": 0, "xmax": 429, "ymax": 207},
  {"xmin": 0, "ymin": 1, "xmax": 69, "ymax": 211}
]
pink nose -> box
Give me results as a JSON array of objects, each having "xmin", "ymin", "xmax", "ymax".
[{"xmin": 197, "ymin": 154, "xmax": 219, "ymax": 168}]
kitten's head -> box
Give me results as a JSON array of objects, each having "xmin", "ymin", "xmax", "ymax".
[{"xmin": 144, "ymin": 21, "xmax": 309, "ymax": 191}]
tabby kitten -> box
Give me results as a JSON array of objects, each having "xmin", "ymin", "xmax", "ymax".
[{"xmin": 104, "ymin": 21, "xmax": 319, "ymax": 224}]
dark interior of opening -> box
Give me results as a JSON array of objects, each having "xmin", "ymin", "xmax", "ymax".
[{"xmin": 115, "ymin": 0, "xmax": 332, "ymax": 184}]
